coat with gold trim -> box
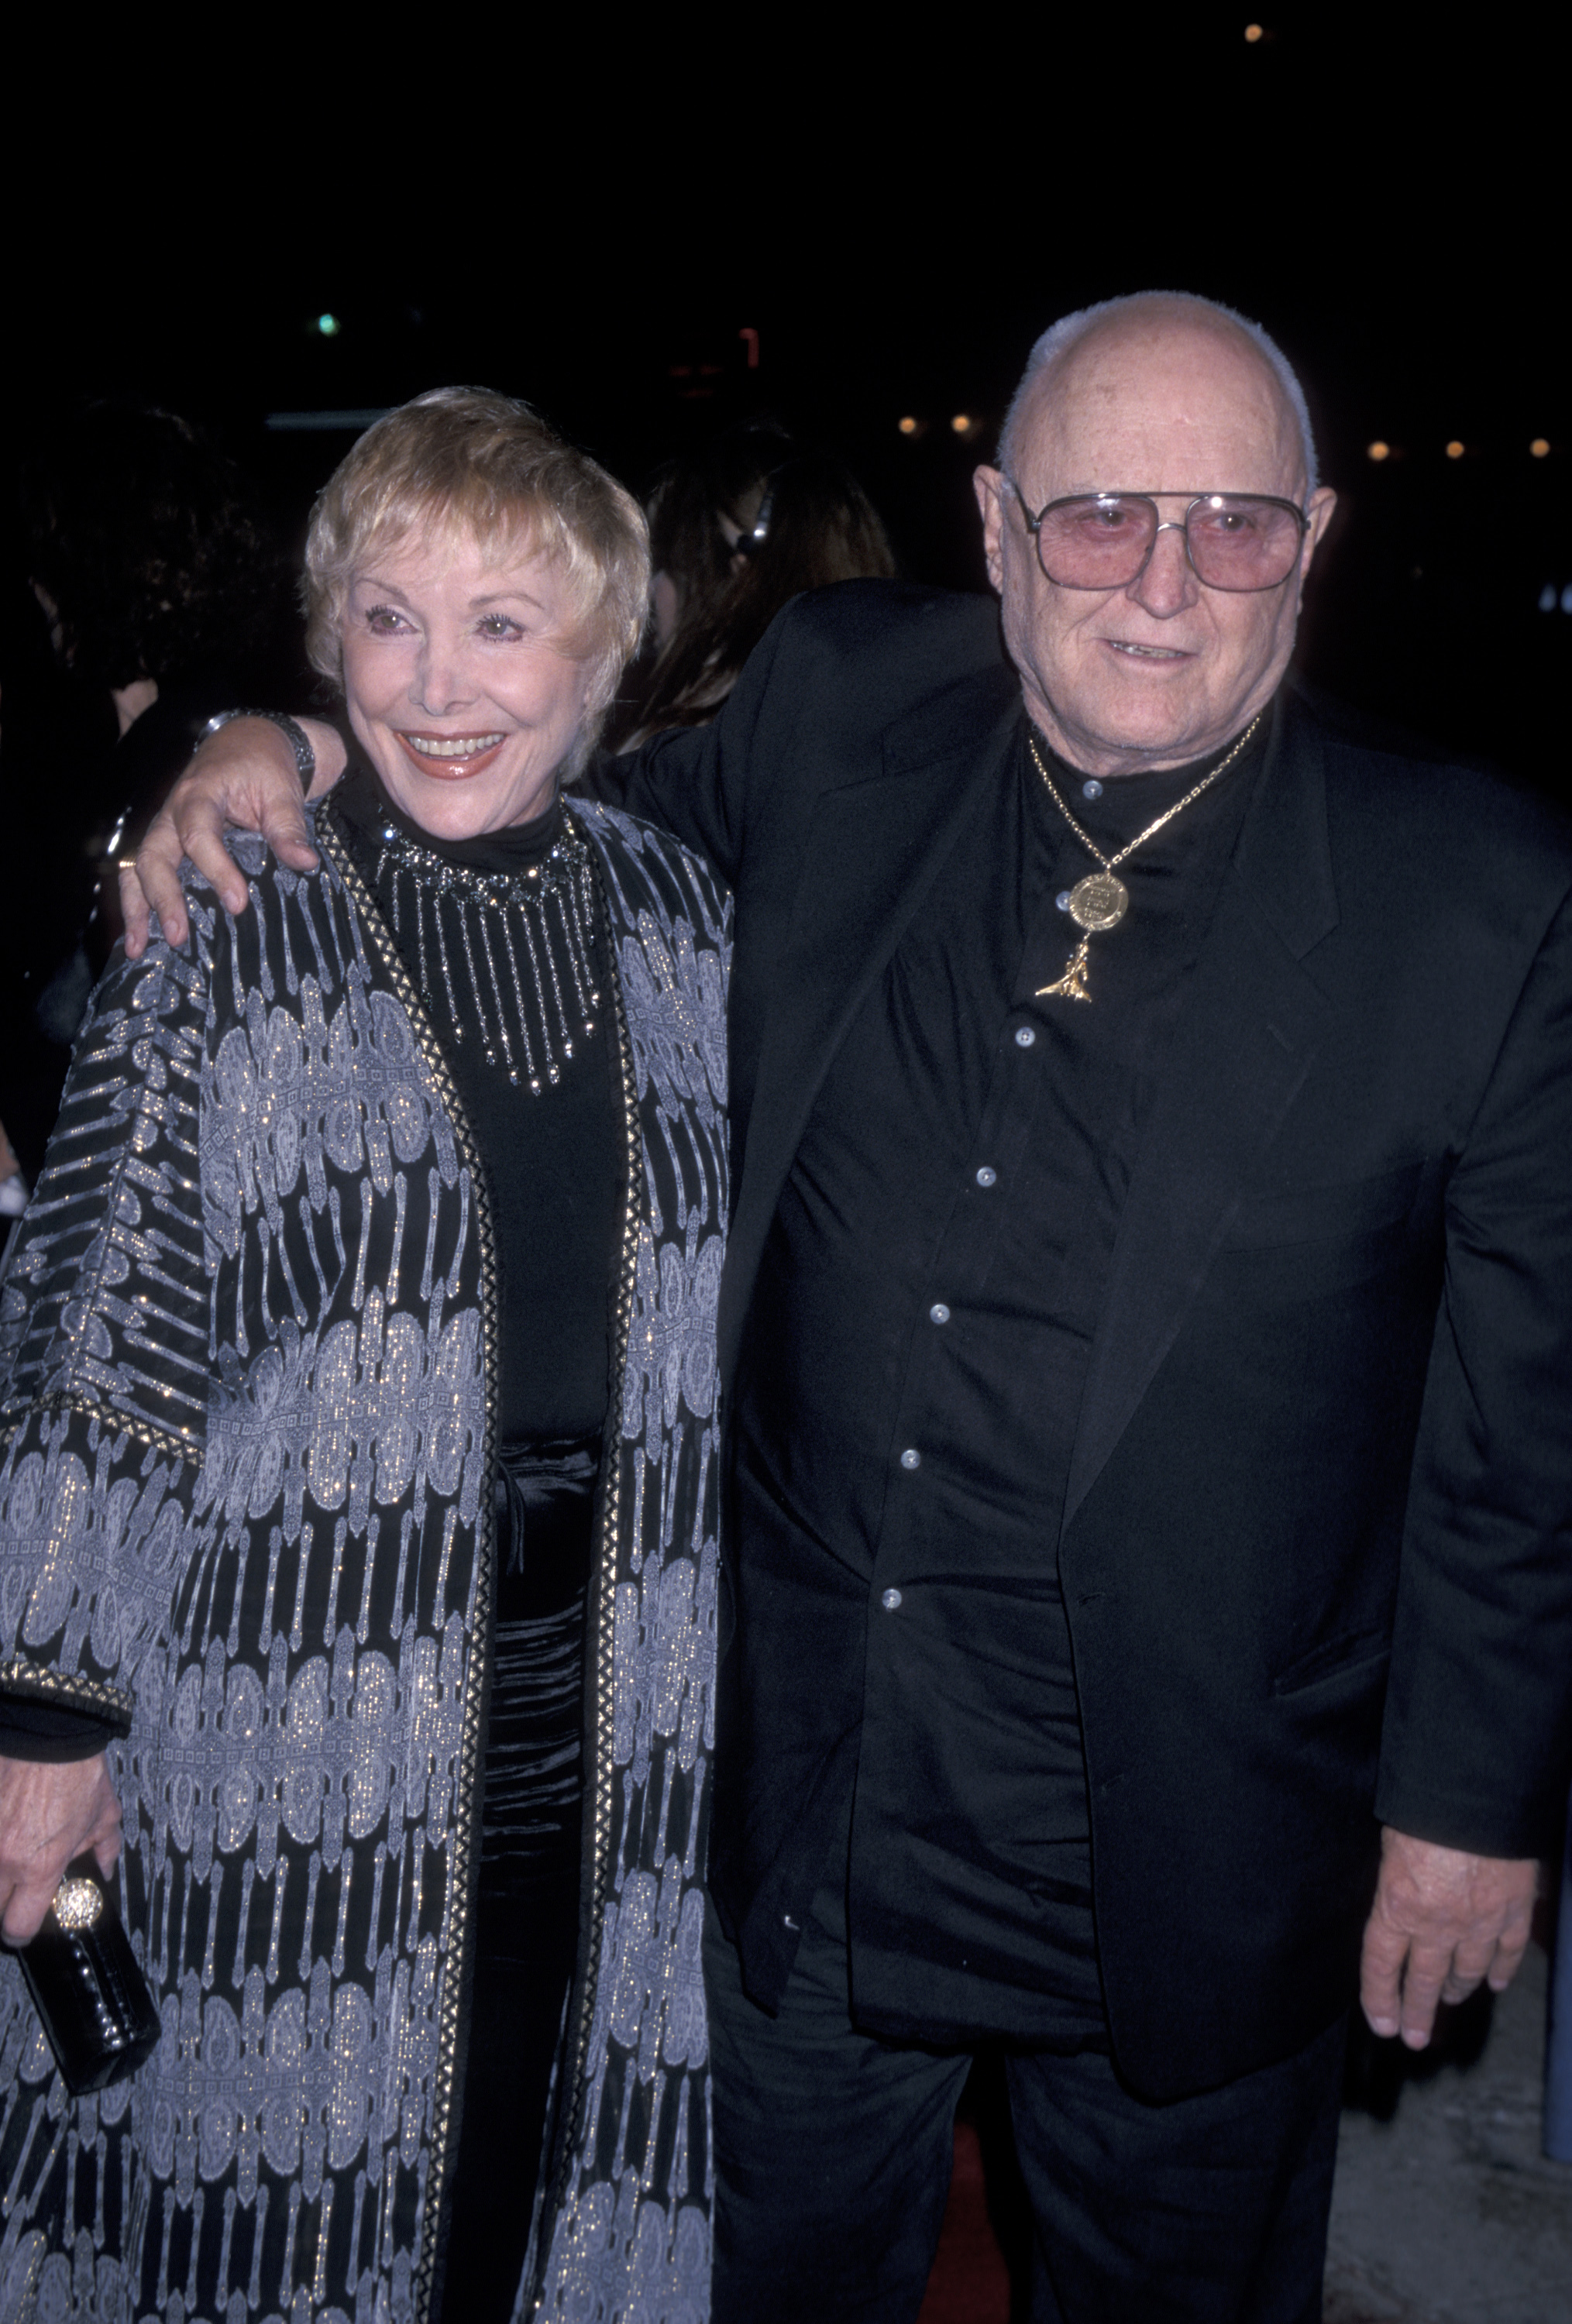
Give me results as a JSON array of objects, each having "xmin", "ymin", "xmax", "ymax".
[{"xmin": 0, "ymin": 796, "xmax": 728, "ymax": 2324}]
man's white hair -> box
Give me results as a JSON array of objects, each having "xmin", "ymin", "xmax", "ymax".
[{"xmin": 997, "ymin": 291, "xmax": 1319, "ymax": 501}]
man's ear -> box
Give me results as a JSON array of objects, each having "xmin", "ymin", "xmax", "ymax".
[
  {"xmin": 973, "ymin": 467, "xmax": 1008, "ymax": 596},
  {"xmin": 1301, "ymin": 485, "xmax": 1338, "ymax": 577}
]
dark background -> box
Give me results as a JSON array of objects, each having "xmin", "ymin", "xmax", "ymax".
[{"xmin": 3, "ymin": 9, "xmax": 1564, "ymax": 786}]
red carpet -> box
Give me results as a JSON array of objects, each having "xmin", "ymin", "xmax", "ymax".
[{"xmin": 917, "ymin": 2121, "xmax": 1013, "ymax": 2324}]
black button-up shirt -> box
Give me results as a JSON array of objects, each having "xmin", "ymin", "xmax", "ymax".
[{"xmin": 731, "ymin": 712, "xmax": 1264, "ymax": 2044}]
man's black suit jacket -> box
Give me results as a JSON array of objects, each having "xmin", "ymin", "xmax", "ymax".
[{"xmin": 602, "ymin": 579, "xmax": 1572, "ymax": 2100}]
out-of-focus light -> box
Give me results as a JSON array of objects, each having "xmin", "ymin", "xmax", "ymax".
[
  {"xmin": 1563, "ymin": 584, "xmax": 1572, "ymax": 614},
  {"xmin": 899, "ymin": 416, "xmax": 919, "ymax": 436},
  {"xmin": 1366, "ymin": 442, "xmax": 1390, "ymax": 462},
  {"xmin": 1539, "ymin": 583, "xmax": 1558, "ymax": 612},
  {"xmin": 951, "ymin": 414, "xmax": 975, "ymax": 436},
  {"xmin": 316, "ymin": 314, "xmax": 341, "ymax": 337},
  {"xmin": 1243, "ymin": 21, "xmax": 1264, "ymax": 39},
  {"xmin": 1530, "ymin": 437, "xmax": 1551, "ymax": 458},
  {"xmin": 1445, "ymin": 440, "xmax": 1465, "ymax": 459}
]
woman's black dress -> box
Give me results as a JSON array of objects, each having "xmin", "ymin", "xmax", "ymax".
[{"xmin": 336, "ymin": 765, "xmax": 618, "ymax": 2324}]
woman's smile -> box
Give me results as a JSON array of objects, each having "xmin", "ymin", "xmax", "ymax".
[{"xmin": 394, "ymin": 728, "xmax": 508, "ymax": 779}]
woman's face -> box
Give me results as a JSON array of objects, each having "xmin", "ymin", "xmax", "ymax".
[{"xmin": 339, "ymin": 528, "xmax": 597, "ymax": 839}]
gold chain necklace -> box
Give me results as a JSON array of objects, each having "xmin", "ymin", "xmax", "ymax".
[{"xmin": 1028, "ymin": 715, "xmax": 1261, "ymax": 1002}]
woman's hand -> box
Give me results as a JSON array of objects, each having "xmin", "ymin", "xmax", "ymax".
[
  {"xmin": 121, "ymin": 714, "xmax": 348, "ymax": 957},
  {"xmin": 0, "ymin": 1752, "xmax": 122, "ymax": 1944}
]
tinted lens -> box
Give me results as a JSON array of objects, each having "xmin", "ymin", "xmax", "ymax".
[
  {"xmin": 1185, "ymin": 497, "xmax": 1303, "ymax": 590},
  {"xmin": 1034, "ymin": 496, "xmax": 1157, "ymax": 586}
]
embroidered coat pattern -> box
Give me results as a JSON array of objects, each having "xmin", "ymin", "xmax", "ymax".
[{"xmin": 0, "ymin": 798, "xmax": 729, "ymax": 2324}]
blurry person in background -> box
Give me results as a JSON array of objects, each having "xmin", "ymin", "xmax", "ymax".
[
  {"xmin": 0, "ymin": 1121, "xmax": 25, "ymax": 1231},
  {"xmin": 607, "ymin": 420, "xmax": 896, "ymax": 750},
  {"xmin": 0, "ymin": 567, "xmax": 107, "ymax": 1212},
  {"xmin": 19, "ymin": 400, "xmax": 301, "ymax": 882},
  {"xmin": 0, "ymin": 403, "xmax": 298, "ymax": 1198}
]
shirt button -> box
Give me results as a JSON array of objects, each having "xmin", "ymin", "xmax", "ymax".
[
  {"xmin": 975, "ymin": 1166, "xmax": 997, "ymax": 1188},
  {"xmin": 1056, "ymin": 890, "xmax": 1073, "ymax": 912},
  {"xmin": 900, "ymin": 1447, "xmax": 921, "ymax": 1470},
  {"xmin": 882, "ymin": 1588, "xmax": 903, "ymax": 1611},
  {"xmin": 930, "ymin": 1302, "xmax": 951, "ymax": 1324},
  {"xmin": 1082, "ymin": 778, "xmax": 1104, "ymax": 799},
  {"xmin": 1015, "ymin": 1025, "xmax": 1036, "ymax": 1047}
]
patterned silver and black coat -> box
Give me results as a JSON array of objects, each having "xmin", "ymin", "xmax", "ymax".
[{"xmin": 0, "ymin": 796, "xmax": 728, "ymax": 2324}]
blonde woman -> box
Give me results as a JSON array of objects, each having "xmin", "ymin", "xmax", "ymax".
[{"xmin": 0, "ymin": 390, "xmax": 728, "ymax": 2323}]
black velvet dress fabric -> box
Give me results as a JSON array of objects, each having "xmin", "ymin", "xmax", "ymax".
[
  {"xmin": 335, "ymin": 766, "xmax": 617, "ymax": 2323},
  {"xmin": 445, "ymin": 1436, "xmax": 598, "ymax": 2324}
]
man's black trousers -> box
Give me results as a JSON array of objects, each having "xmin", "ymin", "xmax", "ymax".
[{"xmin": 706, "ymin": 1874, "xmax": 1347, "ymax": 2324}]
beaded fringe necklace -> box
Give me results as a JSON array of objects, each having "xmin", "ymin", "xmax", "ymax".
[{"xmin": 370, "ymin": 812, "xmax": 601, "ymax": 1094}]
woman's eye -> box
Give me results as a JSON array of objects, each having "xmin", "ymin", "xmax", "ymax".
[
  {"xmin": 366, "ymin": 606, "xmax": 408, "ymax": 633},
  {"xmin": 478, "ymin": 614, "xmax": 525, "ymax": 640}
]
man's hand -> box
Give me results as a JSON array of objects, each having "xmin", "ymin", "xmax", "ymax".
[
  {"xmin": 121, "ymin": 714, "xmax": 347, "ymax": 958},
  {"xmin": 1360, "ymin": 1825, "xmax": 1537, "ymax": 2049},
  {"xmin": 0, "ymin": 1753, "xmax": 122, "ymax": 1945}
]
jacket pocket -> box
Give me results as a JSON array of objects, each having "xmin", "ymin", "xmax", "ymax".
[{"xmin": 1271, "ymin": 1630, "xmax": 1391, "ymax": 1697}]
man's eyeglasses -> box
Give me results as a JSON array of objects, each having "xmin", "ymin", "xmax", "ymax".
[{"xmin": 1006, "ymin": 483, "xmax": 1309, "ymax": 593}]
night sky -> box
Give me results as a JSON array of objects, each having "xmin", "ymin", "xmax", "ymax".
[{"xmin": 5, "ymin": 10, "xmax": 1563, "ymax": 779}]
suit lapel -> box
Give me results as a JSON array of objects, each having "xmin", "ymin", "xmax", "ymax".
[
  {"xmin": 1061, "ymin": 696, "xmax": 1340, "ymax": 1529},
  {"xmin": 720, "ymin": 673, "xmax": 1020, "ymax": 1383}
]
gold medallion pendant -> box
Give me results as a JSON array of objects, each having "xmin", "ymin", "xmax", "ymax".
[
  {"xmin": 1027, "ymin": 713, "xmax": 1261, "ymax": 1006},
  {"xmin": 1068, "ymin": 872, "xmax": 1129, "ymax": 932}
]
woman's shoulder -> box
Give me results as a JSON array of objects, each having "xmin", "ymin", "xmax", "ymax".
[
  {"xmin": 569, "ymin": 795, "xmax": 731, "ymax": 937},
  {"xmin": 153, "ymin": 820, "xmax": 365, "ymax": 1009}
]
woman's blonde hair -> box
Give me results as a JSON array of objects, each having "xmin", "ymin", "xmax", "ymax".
[{"xmin": 303, "ymin": 388, "xmax": 648, "ymax": 758}]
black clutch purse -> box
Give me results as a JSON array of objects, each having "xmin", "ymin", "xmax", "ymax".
[{"xmin": 16, "ymin": 1853, "xmax": 160, "ymax": 2095}]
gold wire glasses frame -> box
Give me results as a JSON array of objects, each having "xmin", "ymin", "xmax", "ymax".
[{"xmin": 1006, "ymin": 481, "xmax": 1310, "ymax": 593}]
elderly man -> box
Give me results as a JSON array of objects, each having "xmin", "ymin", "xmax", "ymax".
[{"xmin": 123, "ymin": 296, "xmax": 1572, "ymax": 2324}]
